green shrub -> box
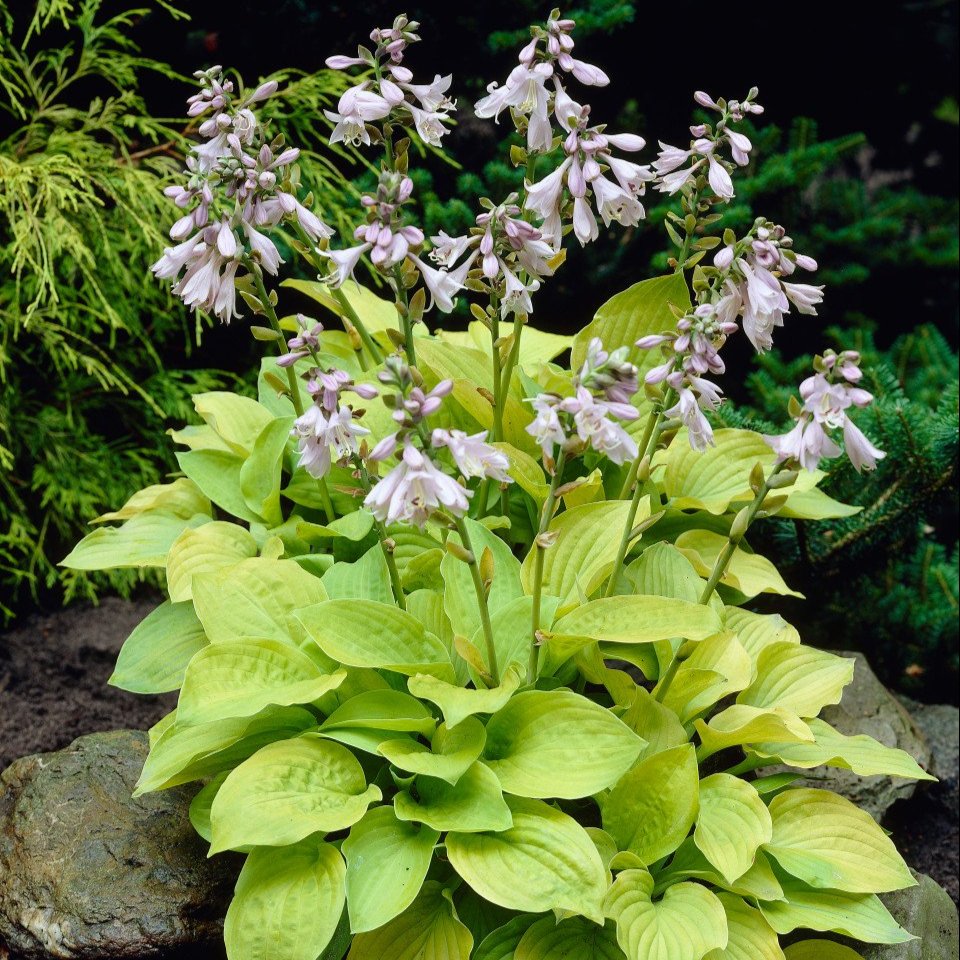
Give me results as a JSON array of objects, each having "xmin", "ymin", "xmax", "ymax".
[{"xmin": 0, "ymin": 0, "xmax": 357, "ymax": 617}]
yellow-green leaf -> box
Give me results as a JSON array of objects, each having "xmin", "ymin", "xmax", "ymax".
[
  {"xmin": 695, "ymin": 774, "xmax": 772, "ymax": 883},
  {"xmin": 380, "ymin": 717, "xmax": 486, "ymax": 785},
  {"xmin": 177, "ymin": 639, "xmax": 345, "ymax": 725},
  {"xmin": 783, "ymin": 941, "xmax": 864, "ymax": 959},
  {"xmin": 695, "ymin": 705, "xmax": 813, "ymax": 759},
  {"xmin": 483, "ymin": 690, "xmax": 644, "ymax": 799},
  {"xmin": 407, "ymin": 664, "xmax": 524, "ymax": 730},
  {"xmin": 521, "ymin": 500, "xmax": 648, "ymax": 604},
  {"xmin": 601, "ymin": 745, "xmax": 699, "ymax": 864},
  {"xmin": 603, "ymin": 868, "xmax": 728, "ymax": 960},
  {"xmin": 347, "ymin": 882, "xmax": 473, "ymax": 960},
  {"xmin": 342, "ymin": 806, "xmax": 439, "ymax": 933},
  {"xmin": 763, "ymin": 788, "xmax": 915, "ymax": 893},
  {"xmin": 393, "ymin": 762, "xmax": 513, "ymax": 833},
  {"xmin": 704, "ymin": 893, "xmax": 783, "ymax": 960},
  {"xmin": 676, "ymin": 530, "xmax": 803, "ymax": 599},
  {"xmin": 572, "ymin": 272, "xmax": 690, "ymax": 373},
  {"xmin": 738, "ymin": 644, "xmax": 854, "ymax": 717},
  {"xmin": 758, "ymin": 879, "xmax": 913, "ymax": 944},
  {"xmin": 297, "ymin": 599, "xmax": 455, "ymax": 681},
  {"xmin": 224, "ymin": 838, "xmax": 345, "ymax": 960},
  {"xmin": 210, "ymin": 736, "xmax": 381, "ymax": 853},
  {"xmin": 109, "ymin": 601, "xmax": 208, "ymax": 694},
  {"xmin": 516, "ymin": 916, "xmax": 625, "ymax": 960},
  {"xmin": 165, "ymin": 521, "xmax": 257, "ymax": 602},
  {"xmin": 752, "ymin": 717, "xmax": 936, "ymax": 781},
  {"xmin": 447, "ymin": 796, "xmax": 607, "ymax": 921}
]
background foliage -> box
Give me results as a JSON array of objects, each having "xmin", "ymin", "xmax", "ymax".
[{"xmin": 1, "ymin": 0, "xmax": 956, "ymax": 701}]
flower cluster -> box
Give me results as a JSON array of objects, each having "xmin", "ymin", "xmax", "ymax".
[
  {"xmin": 525, "ymin": 87, "xmax": 652, "ymax": 247},
  {"xmin": 152, "ymin": 67, "xmax": 329, "ymax": 323},
  {"xmin": 712, "ymin": 221, "xmax": 824, "ymax": 353},
  {"xmin": 639, "ymin": 304, "xmax": 739, "ymax": 451},
  {"xmin": 527, "ymin": 337, "xmax": 640, "ymax": 466},
  {"xmin": 765, "ymin": 350, "xmax": 886, "ymax": 472},
  {"xmin": 653, "ymin": 88, "xmax": 762, "ymax": 200},
  {"xmin": 428, "ymin": 195, "xmax": 557, "ymax": 319},
  {"xmin": 475, "ymin": 10, "xmax": 609, "ymax": 154},
  {"xmin": 364, "ymin": 356, "xmax": 511, "ymax": 526},
  {"xmin": 283, "ymin": 318, "xmax": 378, "ymax": 479},
  {"xmin": 325, "ymin": 15, "xmax": 455, "ymax": 148}
]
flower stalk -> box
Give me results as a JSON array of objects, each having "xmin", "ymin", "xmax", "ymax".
[{"xmin": 453, "ymin": 515, "xmax": 500, "ymax": 686}]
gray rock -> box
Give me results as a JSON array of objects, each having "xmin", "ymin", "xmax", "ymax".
[
  {"xmin": 862, "ymin": 871, "xmax": 960, "ymax": 960},
  {"xmin": 898, "ymin": 697, "xmax": 959, "ymax": 814},
  {"xmin": 779, "ymin": 651, "xmax": 934, "ymax": 822},
  {"xmin": 0, "ymin": 730, "xmax": 236, "ymax": 959}
]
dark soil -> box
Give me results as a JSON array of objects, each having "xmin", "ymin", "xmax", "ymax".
[
  {"xmin": 1, "ymin": 596, "xmax": 957, "ymax": 925},
  {"xmin": 0, "ymin": 596, "xmax": 175, "ymax": 771}
]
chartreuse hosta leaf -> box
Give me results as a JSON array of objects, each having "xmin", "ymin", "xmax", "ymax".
[
  {"xmin": 483, "ymin": 690, "xmax": 644, "ymax": 799},
  {"xmin": 347, "ymin": 881, "xmax": 473, "ymax": 960},
  {"xmin": 571, "ymin": 272, "xmax": 691, "ymax": 374},
  {"xmin": 474, "ymin": 915, "xmax": 541, "ymax": 960},
  {"xmin": 603, "ymin": 868, "xmax": 728, "ymax": 960},
  {"xmin": 407, "ymin": 663, "xmax": 524, "ymax": 730},
  {"xmin": 342, "ymin": 806, "xmax": 439, "ymax": 933},
  {"xmin": 224, "ymin": 837, "xmax": 345, "ymax": 960},
  {"xmin": 61, "ymin": 510, "xmax": 210, "ymax": 570},
  {"xmin": 394, "ymin": 761, "xmax": 513, "ymax": 833},
  {"xmin": 109, "ymin": 600, "xmax": 208, "ymax": 694},
  {"xmin": 322, "ymin": 543, "xmax": 394, "ymax": 604},
  {"xmin": 758, "ymin": 877, "xmax": 913, "ymax": 944},
  {"xmin": 694, "ymin": 705, "xmax": 813, "ymax": 759},
  {"xmin": 93, "ymin": 478, "xmax": 212, "ymax": 524},
  {"xmin": 763, "ymin": 788, "xmax": 915, "ymax": 893},
  {"xmin": 297, "ymin": 599, "xmax": 455, "ymax": 681},
  {"xmin": 135, "ymin": 706, "xmax": 316, "ymax": 794},
  {"xmin": 176, "ymin": 447, "xmax": 262, "ymax": 523},
  {"xmin": 552, "ymin": 595, "xmax": 723, "ymax": 644},
  {"xmin": 628, "ymin": 542, "xmax": 703, "ymax": 602},
  {"xmin": 521, "ymin": 500, "xmax": 648, "ymax": 605},
  {"xmin": 193, "ymin": 390, "xmax": 276, "ymax": 454},
  {"xmin": 751, "ymin": 717, "xmax": 936, "ymax": 781},
  {"xmin": 320, "ymin": 690, "xmax": 437, "ymax": 737},
  {"xmin": 209, "ymin": 736, "xmax": 381, "ymax": 853},
  {"xmin": 514, "ymin": 916, "xmax": 625, "ymax": 960},
  {"xmin": 783, "ymin": 942, "xmax": 865, "ymax": 959},
  {"xmin": 543, "ymin": 594, "xmax": 721, "ymax": 676},
  {"xmin": 703, "ymin": 893, "xmax": 783, "ymax": 960},
  {"xmin": 721, "ymin": 607, "xmax": 800, "ymax": 660},
  {"xmin": 492, "ymin": 441, "xmax": 550, "ymax": 504},
  {"xmin": 379, "ymin": 717, "xmax": 486, "ymax": 784},
  {"xmin": 620, "ymin": 687, "xmax": 688, "ymax": 761},
  {"xmin": 601, "ymin": 745, "xmax": 699, "ymax": 864},
  {"xmin": 442, "ymin": 517, "xmax": 523, "ymax": 640},
  {"xmin": 694, "ymin": 774, "xmax": 773, "ymax": 884},
  {"xmin": 238, "ymin": 415, "xmax": 293, "ymax": 526},
  {"xmin": 192, "ymin": 557, "xmax": 328, "ymax": 644},
  {"xmin": 738, "ymin": 643, "xmax": 855, "ymax": 717},
  {"xmin": 661, "ymin": 632, "xmax": 753, "ymax": 724},
  {"xmin": 661, "ymin": 839, "xmax": 785, "ymax": 903},
  {"xmin": 675, "ymin": 530, "xmax": 803, "ymax": 599},
  {"xmin": 177, "ymin": 640, "xmax": 346, "ymax": 725},
  {"xmin": 447, "ymin": 796, "xmax": 608, "ymax": 921}
]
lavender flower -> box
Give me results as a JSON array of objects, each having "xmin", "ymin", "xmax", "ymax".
[
  {"xmin": 364, "ymin": 443, "xmax": 471, "ymax": 526},
  {"xmin": 152, "ymin": 67, "xmax": 330, "ymax": 323},
  {"xmin": 432, "ymin": 429, "xmax": 513, "ymax": 483},
  {"xmin": 325, "ymin": 15, "xmax": 456, "ymax": 148},
  {"xmin": 653, "ymin": 88, "xmax": 762, "ymax": 200},
  {"xmin": 764, "ymin": 350, "xmax": 886, "ymax": 472}
]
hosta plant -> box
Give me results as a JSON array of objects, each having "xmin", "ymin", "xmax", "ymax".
[{"xmin": 65, "ymin": 12, "xmax": 935, "ymax": 960}]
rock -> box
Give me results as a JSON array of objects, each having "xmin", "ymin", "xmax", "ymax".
[
  {"xmin": 0, "ymin": 730, "xmax": 236, "ymax": 959},
  {"xmin": 898, "ymin": 697, "xmax": 959, "ymax": 813},
  {"xmin": 781, "ymin": 651, "xmax": 934, "ymax": 823},
  {"xmin": 861, "ymin": 871, "xmax": 959, "ymax": 960}
]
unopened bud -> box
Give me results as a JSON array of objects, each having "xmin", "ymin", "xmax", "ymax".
[{"xmin": 729, "ymin": 506, "xmax": 751, "ymax": 542}]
